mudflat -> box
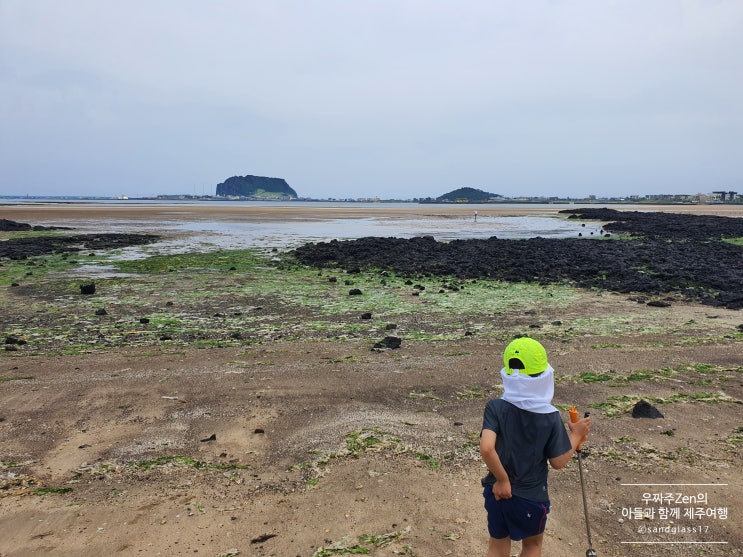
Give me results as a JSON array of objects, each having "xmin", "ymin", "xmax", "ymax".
[
  {"xmin": 3, "ymin": 201, "xmax": 743, "ymax": 224},
  {"xmin": 1, "ymin": 203, "xmax": 741, "ymax": 557}
]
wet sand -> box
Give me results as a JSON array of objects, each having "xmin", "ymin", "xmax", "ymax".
[{"xmin": 2, "ymin": 202, "xmax": 742, "ymax": 226}]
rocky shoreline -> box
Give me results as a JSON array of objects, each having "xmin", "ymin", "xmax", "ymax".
[
  {"xmin": 0, "ymin": 218, "xmax": 159, "ymax": 259},
  {"xmin": 4, "ymin": 208, "xmax": 743, "ymax": 309},
  {"xmin": 293, "ymin": 208, "xmax": 743, "ymax": 309}
]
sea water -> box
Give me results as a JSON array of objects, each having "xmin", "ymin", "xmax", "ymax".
[
  {"xmin": 170, "ymin": 213, "xmax": 600, "ymax": 251},
  {"xmin": 13, "ymin": 200, "xmax": 604, "ymax": 254}
]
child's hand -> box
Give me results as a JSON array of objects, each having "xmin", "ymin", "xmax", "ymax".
[
  {"xmin": 568, "ymin": 416, "xmax": 591, "ymax": 440},
  {"xmin": 492, "ymin": 478, "xmax": 512, "ymax": 501}
]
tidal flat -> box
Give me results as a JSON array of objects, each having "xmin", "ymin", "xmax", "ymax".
[{"xmin": 1, "ymin": 203, "xmax": 742, "ymax": 557}]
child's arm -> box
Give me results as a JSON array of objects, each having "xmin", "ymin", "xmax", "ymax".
[
  {"xmin": 549, "ymin": 416, "xmax": 591, "ymax": 469},
  {"xmin": 479, "ymin": 429, "xmax": 512, "ymax": 500}
]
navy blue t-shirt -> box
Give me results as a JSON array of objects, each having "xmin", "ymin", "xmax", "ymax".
[{"xmin": 481, "ymin": 398, "xmax": 571, "ymax": 502}]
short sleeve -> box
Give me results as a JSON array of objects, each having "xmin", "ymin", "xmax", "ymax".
[
  {"xmin": 544, "ymin": 412, "xmax": 572, "ymax": 458},
  {"xmin": 482, "ymin": 399, "xmax": 501, "ymax": 434}
]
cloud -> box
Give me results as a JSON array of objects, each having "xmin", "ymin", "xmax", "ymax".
[{"xmin": 1, "ymin": 1, "xmax": 742, "ymax": 198}]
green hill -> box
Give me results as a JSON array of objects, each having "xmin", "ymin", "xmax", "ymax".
[
  {"xmin": 216, "ymin": 175, "xmax": 298, "ymax": 199},
  {"xmin": 437, "ymin": 187, "xmax": 502, "ymax": 202}
]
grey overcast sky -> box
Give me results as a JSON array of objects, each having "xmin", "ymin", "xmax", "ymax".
[{"xmin": 1, "ymin": 1, "xmax": 741, "ymax": 200}]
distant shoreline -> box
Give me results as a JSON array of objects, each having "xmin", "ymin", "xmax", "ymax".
[
  {"xmin": 2, "ymin": 201, "xmax": 742, "ymax": 224},
  {"xmin": 2, "ymin": 195, "xmax": 741, "ymax": 206}
]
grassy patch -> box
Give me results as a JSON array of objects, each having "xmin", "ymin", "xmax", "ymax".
[
  {"xmin": 589, "ymin": 396, "xmax": 637, "ymax": 417},
  {"xmin": 113, "ymin": 249, "xmax": 266, "ymax": 274},
  {"xmin": 658, "ymin": 392, "xmax": 738, "ymax": 404},
  {"xmin": 132, "ymin": 455, "xmax": 251, "ymax": 471},
  {"xmin": 0, "ymin": 249, "xmax": 89, "ymax": 285},
  {"xmin": 726, "ymin": 427, "xmax": 743, "ymax": 448},
  {"xmin": 613, "ymin": 436, "xmax": 637, "ymax": 443},
  {"xmin": 345, "ymin": 428, "xmax": 399, "ymax": 457},
  {"xmin": 0, "ymin": 247, "xmax": 582, "ymax": 354},
  {"xmin": 414, "ymin": 452, "xmax": 440, "ymax": 470},
  {"xmin": 4, "ymin": 245, "xmax": 731, "ymax": 356},
  {"xmin": 460, "ymin": 431, "xmax": 482, "ymax": 451},
  {"xmin": 303, "ymin": 427, "xmax": 449, "ymax": 489},
  {"xmin": 455, "ymin": 385, "xmax": 486, "ymax": 399},
  {"xmin": 569, "ymin": 364, "xmax": 735, "ymax": 386},
  {"xmin": 263, "ymin": 264, "xmax": 578, "ymax": 322},
  {"xmin": 568, "ymin": 315, "xmax": 667, "ymax": 337},
  {"xmin": 313, "ymin": 526, "xmax": 412, "ymax": 556},
  {"xmin": 674, "ymin": 363, "xmax": 738, "ymax": 375},
  {"xmin": 576, "ymin": 372, "xmax": 614, "ymax": 383},
  {"xmin": 33, "ymin": 486, "xmax": 73, "ymax": 495},
  {"xmin": 570, "ymin": 368, "xmax": 674, "ymax": 385},
  {"xmin": 625, "ymin": 368, "xmax": 673, "ymax": 382},
  {"xmin": 407, "ymin": 390, "xmax": 443, "ymax": 402},
  {"xmin": 590, "ymin": 391, "xmax": 740, "ymax": 417}
]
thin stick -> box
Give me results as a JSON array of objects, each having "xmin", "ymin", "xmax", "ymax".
[{"xmin": 576, "ymin": 449, "xmax": 595, "ymax": 553}]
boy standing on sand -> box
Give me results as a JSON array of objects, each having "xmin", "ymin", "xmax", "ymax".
[{"xmin": 479, "ymin": 337, "xmax": 591, "ymax": 557}]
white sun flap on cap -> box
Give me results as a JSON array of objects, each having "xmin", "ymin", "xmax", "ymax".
[{"xmin": 500, "ymin": 365, "xmax": 557, "ymax": 414}]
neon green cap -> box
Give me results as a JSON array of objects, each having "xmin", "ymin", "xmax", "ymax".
[{"xmin": 503, "ymin": 337, "xmax": 549, "ymax": 375}]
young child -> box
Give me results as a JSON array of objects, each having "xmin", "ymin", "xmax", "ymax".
[{"xmin": 479, "ymin": 337, "xmax": 591, "ymax": 557}]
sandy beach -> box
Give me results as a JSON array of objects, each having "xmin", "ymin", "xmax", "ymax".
[
  {"xmin": 1, "ymin": 203, "xmax": 741, "ymax": 557},
  {"xmin": 3, "ymin": 202, "xmax": 743, "ymax": 225}
]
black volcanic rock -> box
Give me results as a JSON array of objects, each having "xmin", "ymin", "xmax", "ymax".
[
  {"xmin": 562, "ymin": 207, "xmax": 743, "ymax": 240},
  {"xmin": 79, "ymin": 282, "xmax": 96, "ymax": 295},
  {"xmin": 292, "ymin": 210, "xmax": 743, "ymax": 310},
  {"xmin": 216, "ymin": 175, "xmax": 297, "ymax": 198},
  {"xmin": 0, "ymin": 219, "xmax": 71, "ymax": 232},
  {"xmin": 632, "ymin": 400, "xmax": 664, "ymax": 419},
  {"xmin": 0, "ymin": 233, "xmax": 159, "ymax": 259},
  {"xmin": 0, "ymin": 219, "xmax": 32, "ymax": 231},
  {"xmin": 373, "ymin": 336, "xmax": 402, "ymax": 350}
]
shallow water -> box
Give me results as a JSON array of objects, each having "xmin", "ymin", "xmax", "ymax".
[
  {"xmin": 8, "ymin": 203, "xmax": 607, "ymax": 276},
  {"xmin": 55, "ymin": 213, "xmax": 604, "ymax": 255}
]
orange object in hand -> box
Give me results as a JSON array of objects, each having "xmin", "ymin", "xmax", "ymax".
[{"xmin": 569, "ymin": 405, "xmax": 587, "ymax": 451}]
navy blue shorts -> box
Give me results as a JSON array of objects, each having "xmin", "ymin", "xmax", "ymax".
[{"xmin": 482, "ymin": 487, "xmax": 550, "ymax": 541}]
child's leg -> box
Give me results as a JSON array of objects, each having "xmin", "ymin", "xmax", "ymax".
[
  {"xmin": 487, "ymin": 536, "xmax": 511, "ymax": 557},
  {"xmin": 519, "ymin": 533, "xmax": 544, "ymax": 557}
]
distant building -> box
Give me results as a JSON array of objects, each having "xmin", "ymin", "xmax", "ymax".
[{"xmin": 712, "ymin": 191, "xmax": 739, "ymax": 202}]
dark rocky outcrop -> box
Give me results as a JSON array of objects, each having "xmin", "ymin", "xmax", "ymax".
[
  {"xmin": 216, "ymin": 175, "xmax": 297, "ymax": 198},
  {"xmin": 0, "ymin": 219, "xmax": 71, "ymax": 232},
  {"xmin": 0, "ymin": 233, "xmax": 159, "ymax": 260},
  {"xmin": 632, "ymin": 400, "xmax": 664, "ymax": 419},
  {"xmin": 5, "ymin": 336, "xmax": 27, "ymax": 345},
  {"xmin": 292, "ymin": 209, "xmax": 743, "ymax": 310},
  {"xmin": 562, "ymin": 207, "xmax": 743, "ymax": 240},
  {"xmin": 79, "ymin": 282, "xmax": 96, "ymax": 295},
  {"xmin": 373, "ymin": 336, "xmax": 402, "ymax": 350},
  {"xmin": 0, "ymin": 219, "xmax": 32, "ymax": 231}
]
